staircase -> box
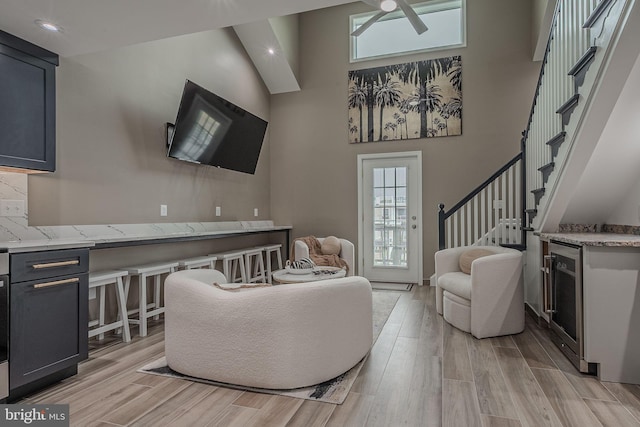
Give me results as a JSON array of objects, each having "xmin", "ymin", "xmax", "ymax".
[{"xmin": 438, "ymin": 0, "xmax": 633, "ymax": 250}]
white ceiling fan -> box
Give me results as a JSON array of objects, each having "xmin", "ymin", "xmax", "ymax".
[{"xmin": 351, "ymin": 0, "xmax": 428, "ymax": 37}]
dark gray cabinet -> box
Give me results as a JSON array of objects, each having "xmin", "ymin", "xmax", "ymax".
[
  {"xmin": 8, "ymin": 248, "xmax": 88, "ymax": 400},
  {"xmin": 0, "ymin": 30, "xmax": 58, "ymax": 172}
]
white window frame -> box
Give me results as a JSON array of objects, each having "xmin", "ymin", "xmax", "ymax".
[{"xmin": 349, "ymin": 0, "xmax": 466, "ymax": 63}]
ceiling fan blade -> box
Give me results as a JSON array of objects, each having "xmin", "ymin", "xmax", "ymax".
[
  {"xmin": 351, "ymin": 10, "xmax": 389, "ymax": 37},
  {"xmin": 360, "ymin": 0, "xmax": 381, "ymax": 7},
  {"xmin": 397, "ymin": 0, "xmax": 428, "ymax": 35}
]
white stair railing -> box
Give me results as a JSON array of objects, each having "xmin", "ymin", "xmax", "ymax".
[
  {"xmin": 524, "ymin": 0, "xmax": 616, "ymax": 227},
  {"xmin": 438, "ymin": 154, "xmax": 522, "ymax": 249},
  {"xmin": 438, "ymin": 0, "xmax": 626, "ymax": 251}
]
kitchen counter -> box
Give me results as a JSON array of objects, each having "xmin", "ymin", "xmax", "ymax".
[
  {"xmin": 0, "ymin": 239, "xmax": 95, "ymax": 253},
  {"xmin": 538, "ymin": 232, "xmax": 640, "ymax": 247},
  {"xmin": 0, "ymin": 221, "xmax": 292, "ymax": 253}
]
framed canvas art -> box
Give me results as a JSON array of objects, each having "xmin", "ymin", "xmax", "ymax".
[{"xmin": 348, "ymin": 56, "xmax": 461, "ymax": 143}]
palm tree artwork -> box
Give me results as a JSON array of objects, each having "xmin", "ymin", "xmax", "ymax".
[
  {"xmin": 348, "ymin": 55, "xmax": 462, "ymax": 143},
  {"xmin": 348, "ymin": 77, "xmax": 367, "ymax": 143},
  {"xmin": 374, "ymin": 76, "xmax": 402, "ymax": 141}
]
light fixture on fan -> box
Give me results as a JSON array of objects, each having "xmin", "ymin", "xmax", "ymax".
[
  {"xmin": 380, "ymin": 0, "xmax": 398, "ymax": 11},
  {"xmin": 351, "ymin": 0, "xmax": 428, "ymax": 37}
]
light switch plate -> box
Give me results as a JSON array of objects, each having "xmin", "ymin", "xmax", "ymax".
[
  {"xmin": 0, "ymin": 199, "xmax": 25, "ymax": 217},
  {"xmin": 160, "ymin": 204, "xmax": 168, "ymax": 216}
]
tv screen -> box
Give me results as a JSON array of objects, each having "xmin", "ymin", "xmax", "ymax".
[{"xmin": 167, "ymin": 80, "xmax": 268, "ymax": 174}]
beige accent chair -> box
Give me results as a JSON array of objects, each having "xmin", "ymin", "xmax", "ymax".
[
  {"xmin": 435, "ymin": 246, "xmax": 524, "ymax": 339},
  {"xmin": 294, "ymin": 237, "xmax": 355, "ymax": 276},
  {"xmin": 164, "ymin": 268, "xmax": 372, "ymax": 389}
]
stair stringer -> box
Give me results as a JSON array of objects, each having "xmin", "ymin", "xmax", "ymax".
[{"xmin": 533, "ymin": 0, "xmax": 640, "ymax": 232}]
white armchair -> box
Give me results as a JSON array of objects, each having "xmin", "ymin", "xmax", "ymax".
[
  {"xmin": 294, "ymin": 237, "xmax": 355, "ymax": 276},
  {"xmin": 434, "ymin": 245, "xmax": 524, "ymax": 339}
]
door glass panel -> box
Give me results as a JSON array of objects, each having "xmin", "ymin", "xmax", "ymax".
[
  {"xmin": 552, "ymin": 254, "xmax": 577, "ymax": 341},
  {"xmin": 373, "ymin": 168, "xmax": 384, "ymax": 187},
  {"xmin": 373, "ymin": 166, "xmax": 408, "ymax": 267}
]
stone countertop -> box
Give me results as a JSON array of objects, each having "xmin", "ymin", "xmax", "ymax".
[
  {"xmin": 539, "ymin": 232, "xmax": 640, "ymax": 247},
  {"xmin": 0, "ymin": 239, "xmax": 95, "ymax": 253},
  {"xmin": 0, "ymin": 221, "xmax": 292, "ymax": 253}
]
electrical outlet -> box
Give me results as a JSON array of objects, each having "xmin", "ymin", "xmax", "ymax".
[
  {"xmin": 160, "ymin": 204, "xmax": 168, "ymax": 216},
  {"xmin": 254, "ymin": 208, "xmax": 259, "ymax": 217},
  {"xmin": 216, "ymin": 206, "xmax": 221, "ymax": 217},
  {"xmin": 0, "ymin": 199, "xmax": 25, "ymax": 217}
]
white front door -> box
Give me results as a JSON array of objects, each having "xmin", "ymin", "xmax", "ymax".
[{"xmin": 358, "ymin": 152, "xmax": 422, "ymax": 284}]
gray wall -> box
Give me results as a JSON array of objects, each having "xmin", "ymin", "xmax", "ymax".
[
  {"xmin": 28, "ymin": 28, "xmax": 271, "ymax": 226},
  {"xmin": 269, "ymin": 0, "xmax": 539, "ymax": 278}
]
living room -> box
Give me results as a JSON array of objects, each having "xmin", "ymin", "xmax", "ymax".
[{"xmin": 2, "ymin": 0, "xmax": 640, "ymax": 425}]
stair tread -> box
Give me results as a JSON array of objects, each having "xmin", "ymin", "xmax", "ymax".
[
  {"xmin": 546, "ymin": 131, "xmax": 567, "ymax": 147},
  {"xmin": 584, "ymin": 0, "xmax": 616, "ymax": 28},
  {"xmin": 500, "ymin": 243, "xmax": 527, "ymax": 251},
  {"xmin": 568, "ymin": 46, "xmax": 598, "ymax": 76},
  {"xmin": 538, "ymin": 162, "xmax": 555, "ymax": 172},
  {"xmin": 556, "ymin": 94, "xmax": 580, "ymax": 114}
]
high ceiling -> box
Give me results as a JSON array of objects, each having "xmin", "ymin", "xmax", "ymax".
[{"xmin": 0, "ymin": 0, "xmax": 357, "ymax": 57}]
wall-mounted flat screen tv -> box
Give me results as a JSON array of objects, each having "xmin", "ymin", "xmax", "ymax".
[{"xmin": 167, "ymin": 80, "xmax": 268, "ymax": 175}]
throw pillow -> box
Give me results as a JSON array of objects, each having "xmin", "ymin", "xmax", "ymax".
[
  {"xmin": 321, "ymin": 236, "xmax": 342, "ymax": 255},
  {"xmin": 459, "ymin": 248, "xmax": 495, "ymax": 274}
]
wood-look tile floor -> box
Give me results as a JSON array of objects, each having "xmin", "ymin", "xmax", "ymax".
[{"xmin": 21, "ymin": 286, "xmax": 640, "ymax": 426}]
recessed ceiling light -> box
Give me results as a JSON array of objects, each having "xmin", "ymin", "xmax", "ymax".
[
  {"xmin": 380, "ymin": 0, "xmax": 398, "ymax": 12},
  {"xmin": 268, "ymin": 48, "xmax": 275, "ymax": 55},
  {"xmin": 35, "ymin": 19, "xmax": 62, "ymax": 32}
]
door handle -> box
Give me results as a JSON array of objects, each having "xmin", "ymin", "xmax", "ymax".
[{"xmin": 544, "ymin": 255, "xmax": 556, "ymax": 314}]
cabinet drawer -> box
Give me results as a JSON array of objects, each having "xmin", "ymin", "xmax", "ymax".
[
  {"xmin": 9, "ymin": 272, "xmax": 88, "ymax": 389},
  {"xmin": 10, "ymin": 248, "xmax": 89, "ymax": 283}
]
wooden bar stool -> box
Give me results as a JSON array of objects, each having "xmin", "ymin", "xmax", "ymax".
[
  {"xmin": 88, "ymin": 269, "xmax": 131, "ymax": 342},
  {"xmin": 259, "ymin": 244, "xmax": 284, "ymax": 284},
  {"xmin": 177, "ymin": 255, "xmax": 218, "ymax": 270},
  {"xmin": 208, "ymin": 250, "xmax": 247, "ymax": 283},
  {"xmin": 244, "ymin": 248, "xmax": 266, "ymax": 283},
  {"xmin": 124, "ymin": 261, "xmax": 178, "ymax": 337}
]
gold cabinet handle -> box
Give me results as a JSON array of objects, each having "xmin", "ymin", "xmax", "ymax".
[
  {"xmin": 32, "ymin": 260, "xmax": 80, "ymax": 269},
  {"xmin": 33, "ymin": 277, "xmax": 79, "ymax": 289}
]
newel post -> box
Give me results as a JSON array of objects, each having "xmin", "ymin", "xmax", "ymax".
[
  {"xmin": 438, "ymin": 203, "xmax": 446, "ymax": 250},
  {"xmin": 520, "ymin": 130, "xmax": 527, "ymax": 247}
]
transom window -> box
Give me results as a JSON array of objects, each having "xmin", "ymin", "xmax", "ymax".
[{"xmin": 350, "ymin": 0, "xmax": 466, "ymax": 62}]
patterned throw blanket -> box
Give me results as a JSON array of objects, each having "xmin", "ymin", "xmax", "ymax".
[{"xmin": 290, "ymin": 236, "xmax": 349, "ymax": 272}]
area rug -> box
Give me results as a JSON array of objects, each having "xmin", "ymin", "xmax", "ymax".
[
  {"xmin": 138, "ymin": 290, "xmax": 400, "ymax": 404},
  {"xmin": 370, "ymin": 281, "xmax": 414, "ymax": 291}
]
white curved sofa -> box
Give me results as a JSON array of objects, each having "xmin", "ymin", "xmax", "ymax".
[
  {"xmin": 435, "ymin": 245, "xmax": 524, "ymax": 339},
  {"xmin": 294, "ymin": 237, "xmax": 355, "ymax": 276},
  {"xmin": 164, "ymin": 268, "xmax": 373, "ymax": 389}
]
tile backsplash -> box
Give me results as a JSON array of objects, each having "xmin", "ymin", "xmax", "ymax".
[{"xmin": 0, "ymin": 172, "xmax": 31, "ymax": 240}]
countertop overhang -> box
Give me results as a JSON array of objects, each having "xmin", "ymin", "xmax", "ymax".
[
  {"xmin": 538, "ymin": 232, "xmax": 640, "ymax": 247},
  {"xmin": 0, "ymin": 221, "xmax": 292, "ymax": 253}
]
